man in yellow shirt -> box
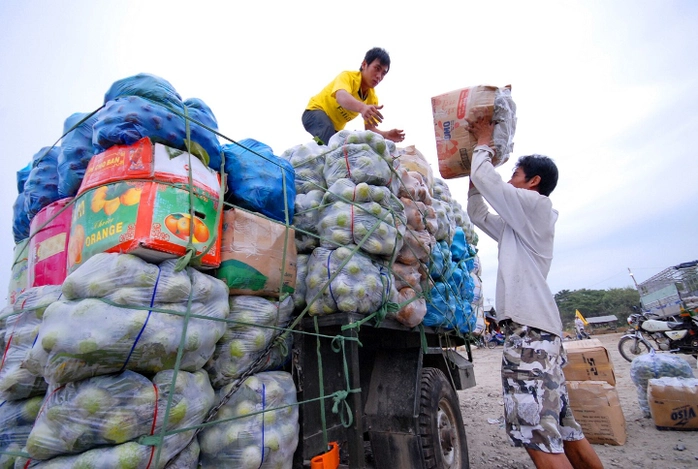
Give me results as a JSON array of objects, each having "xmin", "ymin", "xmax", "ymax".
[{"xmin": 303, "ymin": 47, "xmax": 405, "ymax": 145}]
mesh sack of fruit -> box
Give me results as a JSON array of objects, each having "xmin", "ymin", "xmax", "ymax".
[
  {"xmin": 23, "ymin": 146, "xmax": 61, "ymax": 221},
  {"xmin": 205, "ymin": 295, "xmax": 294, "ymax": 388},
  {"xmin": 25, "ymin": 254, "xmax": 228, "ymax": 384},
  {"xmin": 24, "ymin": 369, "xmax": 213, "ymax": 461},
  {"xmin": 57, "ymin": 112, "xmax": 99, "ymax": 198},
  {"xmin": 630, "ymin": 350, "xmax": 695, "ymax": 417},
  {"xmin": 280, "ymin": 141, "xmax": 327, "ymax": 195},
  {"xmin": 199, "ymin": 371, "xmax": 299, "ymax": 469}
]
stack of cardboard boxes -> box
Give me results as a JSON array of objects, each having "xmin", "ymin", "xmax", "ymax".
[{"xmin": 562, "ymin": 339, "xmax": 627, "ymax": 445}]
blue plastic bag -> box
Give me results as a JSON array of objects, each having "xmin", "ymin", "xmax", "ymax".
[
  {"xmin": 13, "ymin": 192, "xmax": 30, "ymax": 242},
  {"xmin": 16, "ymin": 163, "xmax": 31, "ymax": 194},
  {"xmin": 222, "ymin": 139, "xmax": 296, "ymax": 223},
  {"xmin": 57, "ymin": 111, "xmax": 98, "ymax": 197},
  {"xmin": 92, "ymin": 96, "xmax": 221, "ymax": 170},
  {"xmin": 23, "ymin": 146, "xmax": 60, "ymax": 220},
  {"xmin": 104, "ymin": 73, "xmax": 182, "ymax": 110},
  {"xmin": 450, "ymin": 227, "xmax": 467, "ymax": 262}
]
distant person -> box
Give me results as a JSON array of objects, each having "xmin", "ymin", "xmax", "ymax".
[
  {"xmin": 302, "ymin": 47, "xmax": 405, "ymax": 145},
  {"xmin": 466, "ymin": 116, "xmax": 603, "ymax": 469},
  {"xmin": 575, "ymin": 317, "xmax": 590, "ymax": 340}
]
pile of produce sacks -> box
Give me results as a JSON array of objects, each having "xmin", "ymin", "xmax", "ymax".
[
  {"xmin": 199, "ymin": 371, "xmax": 299, "ymax": 469},
  {"xmin": 24, "ymin": 253, "xmax": 229, "ymax": 384},
  {"xmin": 423, "ymin": 179, "xmax": 480, "ymax": 333},
  {"xmin": 0, "ymin": 286, "xmax": 62, "ymax": 401},
  {"xmin": 206, "ymin": 295, "xmax": 294, "ymax": 388},
  {"xmin": 0, "ymin": 396, "xmax": 43, "ymax": 469},
  {"xmin": 389, "ymin": 167, "xmax": 437, "ymax": 327}
]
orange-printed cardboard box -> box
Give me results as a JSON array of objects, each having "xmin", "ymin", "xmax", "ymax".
[
  {"xmin": 562, "ymin": 339, "xmax": 616, "ymax": 386},
  {"xmin": 68, "ymin": 139, "xmax": 222, "ymax": 271},
  {"xmin": 78, "ymin": 137, "xmax": 220, "ymax": 196},
  {"xmin": 215, "ymin": 208, "xmax": 296, "ymax": 298},
  {"xmin": 28, "ymin": 197, "xmax": 73, "ymax": 287},
  {"xmin": 431, "ymin": 85, "xmax": 510, "ymax": 179}
]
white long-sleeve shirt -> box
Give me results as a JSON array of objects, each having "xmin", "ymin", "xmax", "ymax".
[{"xmin": 467, "ymin": 145, "xmax": 562, "ymax": 336}]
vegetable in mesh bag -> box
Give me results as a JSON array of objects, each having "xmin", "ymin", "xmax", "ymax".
[
  {"xmin": 324, "ymin": 131, "xmax": 397, "ymax": 190},
  {"xmin": 166, "ymin": 437, "xmax": 200, "ymax": 469},
  {"xmin": 280, "ymin": 141, "xmax": 327, "ymax": 195},
  {"xmin": 0, "ymin": 286, "xmax": 62, "ymax": 401},
  {"xmin": 199, "ymin": 371, "xmax": 299, "ymax": 469},
  {"xmin": 205, "ymin": 296, "xmax": 293, "ymax": 388},
  {"xmin": 429, "ymin": 241, "xmax": 452, "ymax": 281},
  {"xmin": 292, "ymin": 254, "xmax": 309, "ymax": 311},
  {"xmin": 104, "ymin": 73, "xmax": 183, "ymax": 110},
  {"xmin": 25, "ymin": 369, "xmax": 213, "ymax": 461},
  {"xmin": 0, "ymin": 396, "xmax": 43, "ymax": 469},
  {"xmin": 317, "ymin": 200, "xmax": 403, "ymax": 258},
  {"xmin": 23, "ymin": 146, "xmax": 61, "ymax": 221},
  {"xmin": 392, "ymin": 261, "xmax": 426, "ymax": 292},
  {"xmin": 305, "ymin": 246, "xmax": 392, "ymax": 316},
  {"xmin": 630, "ymin": 350, "xmax": 695, "ymax": 417},
  {"xmin": 430, "ymin": 199, "xmax": 455, "ymax": 243},
  {"xmin": 293, "ymin": 190, "xmax": 323, "ymax": 253},
  {"xmin": 390, "ymin": 287, "xmax": 427, "ymax": 328},
  {"xmin": 57, "ymin": 112, "xmax": 99, "ymax": 198},
  {"xmin": 396, "ymin": 228, "xmax": 434, "ymax": 266},
  {"xmin": 424, "ymin": 282, "xmax": 458, "ymax": 330},
  {"xmin": 25, "ymin": 256, "xmax": 228, "ymax": 384}
]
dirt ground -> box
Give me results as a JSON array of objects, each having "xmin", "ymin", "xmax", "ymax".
[{"xmin": 458, "ymin": 331, "xmax": 698, "ymax": 469}]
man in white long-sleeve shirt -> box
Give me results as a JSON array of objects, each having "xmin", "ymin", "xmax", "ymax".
[{"xmin": 466, "ymin": 117, "xmax": 603, "ymax": 469}]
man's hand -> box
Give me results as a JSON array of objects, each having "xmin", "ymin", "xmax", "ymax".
[
  {"xmin": 361, "ymin": 104, "xmax": 384, "ymax": 126},
  {"xmin": 466, "ymin": 116, "xmax": 494, "ymax": 147},
  {"xmin": 384, "ymin": 128, "xmax": 405, "ymax": 142}
]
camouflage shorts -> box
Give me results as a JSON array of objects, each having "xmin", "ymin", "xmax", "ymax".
[{"xmin": 500, "ymin": 321, "xmax": 584, "ymax": 453}]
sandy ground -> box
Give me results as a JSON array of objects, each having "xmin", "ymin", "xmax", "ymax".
[{"xmin": 459, "ymin": 332, "xmax": 698, "ymax": 469}]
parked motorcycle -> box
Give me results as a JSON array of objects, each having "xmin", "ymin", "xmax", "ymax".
[{"xmin": 618, "ymin": 309, "xmax": 698, "ymax": 362}]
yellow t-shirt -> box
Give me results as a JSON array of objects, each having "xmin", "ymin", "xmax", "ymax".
[{"xmin": 306, "ymin": 70, "xmax": 378, "ymax": 131}]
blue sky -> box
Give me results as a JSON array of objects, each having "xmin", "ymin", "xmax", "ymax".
[{"xmin": 1, "ymin": 0, "xmax": 696, "ymax": 305}]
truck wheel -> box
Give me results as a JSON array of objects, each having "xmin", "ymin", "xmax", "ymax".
[
  {"xmin": 418, "ymin": 367, "xmax": 469, "ymax": 469},
  {"xmin": 618, "ymin": 336, "xmax": 652, "ymax": 362}
]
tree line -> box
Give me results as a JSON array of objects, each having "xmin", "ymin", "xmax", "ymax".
[{"xmin": 554, "ymin": 287, "xmax": 641, "ymax": 332}]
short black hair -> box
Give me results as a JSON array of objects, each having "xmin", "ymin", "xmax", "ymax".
[
  {"xmin": 516, "ymin": 154, "xmax": 558, "ymax": 196},
  {"xmin": 361, "ymin": 47, "xmax": 390, "ymax": 72}
]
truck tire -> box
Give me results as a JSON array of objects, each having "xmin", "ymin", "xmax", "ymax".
[
  {"xmin": 618, "ymin": 335, "xmax": 652, "ymax": 362},
  {"xmin": 418, "ymin": 367, "xmax": 469, "ymax": 469}
]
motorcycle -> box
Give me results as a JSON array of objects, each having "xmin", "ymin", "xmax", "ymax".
[{"xmin": 617, "ymin": 309, "xmax": 698, "ymax": 362}]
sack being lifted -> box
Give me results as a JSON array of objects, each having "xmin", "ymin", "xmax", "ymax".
[{"xmin": 432, "ymin": 85, "xmax": 517, "ymax": 179}]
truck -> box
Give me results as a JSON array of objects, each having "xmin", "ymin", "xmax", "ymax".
[{"xmin": 636, "ymin": 260, "xmax": 698, "ymax": 317}]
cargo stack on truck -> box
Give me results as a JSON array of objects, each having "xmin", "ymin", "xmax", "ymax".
[{"xmin": 0, "ymin": 74, "xmax": 515, "ymax": 469}]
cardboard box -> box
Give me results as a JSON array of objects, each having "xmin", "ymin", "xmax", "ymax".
[
  {"xmin": 78, "ymin": 137, "xmax": 220, "ymax": 196},
  {"xmin": 68, "ymin": 180, "xmax": 221, "ymax": 271},
  {"xmin": 28, "ymin": 198, "xmax": 73, "ymax": 287},
  {"xmin": 648, "ymin": 377, "xmax": 698, "ymax": 430},
  {"xmin": 215, "ymin": 208, "xmax": 296, "ymax": 297},
  {"xmin": 431, "ymin": 85, "xmax": 510, "ymax": 179},
  {"xmin": 563, "ymin": 339, "xmax": 616, "ymax": 386},
  {"xmin": 7, "ymin": 239, "xmax": 29, "ymax": 305},
  {"xmin": 567, "ymin": 380, "xmax": 626, "ymax": 445}
]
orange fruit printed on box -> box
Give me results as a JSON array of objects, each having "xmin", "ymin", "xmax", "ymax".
[
  {"xmin": 68, "ymin": 181, "xmax": 221, "ymax": 271},
  {"xmin": 78, "ymin": 137, "xmax": 220, "ymax": 196}
]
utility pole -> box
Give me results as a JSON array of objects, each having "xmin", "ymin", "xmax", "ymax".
[{"xmin": 628, "ymin": 268, "xmax": 639, "ymax": 289}]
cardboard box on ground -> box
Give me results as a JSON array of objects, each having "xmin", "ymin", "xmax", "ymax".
[
  {"xmin": 648, "ymin": 377, "xmax": 698, "ymax": 430},
  {"xmin": 563, "ymin": 339, "xmax": 627, "ymax": 445}
]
